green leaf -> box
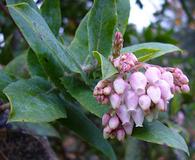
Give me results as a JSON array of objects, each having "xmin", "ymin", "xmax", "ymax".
[
  {"xmin": 41, "ymin": 0, "xmax": 61, "ymax": 36},
  {"xmin": 61, "ymin": 77, "xmax": 109, "ymax": 117},
  {"xmin": 68, "ymin": 13, "xmax": 92, "ymax": 70},
  {"xmin": 7, "ymin": 3, "xmax": 86, "ymax": 86},
  {"xmin": 11, "ymin": 122, "xmax": 60, "ymax": 138},
  {"xmin": 88, "ymin": 0, "xmax": 117, "ymax": 57},
  {"xmin": 93, "ymin": 51, "xmax": 118, "ymax": 80},
  {"xmin": 69, "ymin": 1, "xmax": 129, "ymax": 69},
  {"xmin": 125, "ymin": 137, "xmax": 142, "ymax": 160},
  {"xmin": 3, "ymin": 77, "xmax": 67, "ymax": 123},
  {"xmin": 6, "ymin": 0, "xmax": 39, "ymax": 12},
  {"xmin": 5, "ymin": 53, "xmax": 30, "ymax": 79},
  {"xmin": 116, "ymin": 0, "xmax": 130, "ymax": 34},
  {"xmin": 132, "ymin": 120, "xmax": 189, "ymax": 155},
  {"xmin": 121, "ymin": 42, "xmax": 182, "ymax": 62},
  {"xmin": 63, "ymin": 101, "xmax": 116, "ymax": 160},
  {"xmin": 27, "ymin": 49, "xmax": 47, "ymax": 78},
  {"xmin": 0, "ymin": 70, "xmax": 13, "ymax": 100}
]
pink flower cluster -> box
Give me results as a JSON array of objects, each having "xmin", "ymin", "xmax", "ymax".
[
  {"xmin": 93, "ymin": 32, "xmax": 190, "ymax": 141},
  {"xmin": 93, "ymin": 52, "xmax": 190, "ymax": 141}
]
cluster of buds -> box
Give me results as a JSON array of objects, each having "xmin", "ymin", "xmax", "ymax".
[
  {"xmin": 93, "ymin": 80, "xmax": 112, "ymax": 105},
  {"xmin": 102, "ymin": 110, "xmax": 135, "ymax": 141},
  {"xmin": 166, "ymin": 67, "xmax": 190, "ymax": 93},
  {"xmin": 111, "ymin": 52, "xmax": 138, "ymax": 73},
  {"xmin": 93, "ymin": 32, "xmax": 190, "ymax": 141},
  {"xmin": 113, "ymin": 32, "xmax": 123, "ymax": 57}
]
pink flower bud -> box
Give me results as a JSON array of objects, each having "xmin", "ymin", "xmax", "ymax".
[
  {"xmin": 125, "ymin": 90, "xmax": 138, "ymax": 111},
  {"xmin": 156, "ymin": 80, "xmax": 173, "ymax": 100},
  {"xmin": 145, "ymin": 67, "xmax": 161, "ymax": 84},
  {"xmin": 115, "ymin": 53, "xmax": 138, "ymax": 73},
  {"xmin": 180, "ymin": 75, "xmax": 189, "ymax": 84},
  {"xmin": 113, "ymin": 77, "xmax": 126, "ymax": 94},
  {"xmin": 109, "ymin": 115, "xmax": 120, "ymax": 129},
  {"xmin": 93, "ymin": 89, "xmax": 98, "ymax": 96},
  {"xmin": 147, "ymin": 86, "xmax": 161, "ymax": 104},
  {"xmin": 110, "ymin": 94, "xmax": 121, "ymax": 109},
  {"xmin": 161, "ymin": 71, "xmax": 174, "ymax": 87},
  {"xmin": 131, "ymin": 107, "xmax": 144, "ymax": 127},
  {"xmin": 97, "ymin": 89, "xmax": 103, "ymax": 95},
  {"xmin": 181, "ymin": 84, "xmax": 190, "ymax": 93},
  {"xmin": 123, "ymin": 121, "xmax": 134, "ymax": 135},
  {"xmin": 117, "ymin": 129, "xmax": 125, "ymax": 141},
  {"xmin": 173, "ymin": 86, "xmax": 181, "ymax": 93},
  {"xmin": 102, "ymin": 97, "xmax": 109, "ymax": 104},
  {"xmin": 96, "ymin": 80, "xmax": 106, "ymax": 88},
  {"xmin": 129, "ymin": 72, "xmax": 147, "ymax": 95},
  {"xmin": 113, "ymin": 57, "xmax": 120, "ymax": 67},
  {"xmin": 103, "ymin": 125, "xmax": 111, "ymax": 139},
  {"xmin": 156, "ymin": 99, "xmax": 166, "ymax": 112},
  {"xmin": 103, "ymin": 86, "xmax": 112, "ymax": 95},
  {"xmin": 129, "ymin": 53, "xmax": 138, "ymax": 63},
  {"xmin": 174, "ymin": 68, "xmax": 183, "ymax": 74},
  {"xmin": 102, "ymin": 113, "xmax": 110, "ymax": 126},
  {"xmin": 115, "ymin": 32, "xmax": 123, "ymax": 41},
  {"xmin": 116, "ymin": 105, "xmax": 130, "ymax": 124},
  {"xmin": 139, "ymin": 95, "xmax": 151, "ymax": 112}
]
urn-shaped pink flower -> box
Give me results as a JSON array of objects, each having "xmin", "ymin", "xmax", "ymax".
[
  {"xmin": 145, "ymin": 67, "xmax": 161, "ymax": 84},
  {"xmin": 161, "ymin": 71, "xmax": 174, "ymax": 87},
  {"xmin": 109, "ymin": 115, "xmax": 120, "ymax": 129},
  {"xmin": 156, "ymin": 98, "xmax": 166, "ymax": 112},
  {"xmin": 129, "ymin": 72, "xmax": 147, "ymax": 95},
  {"xmin": 139, "ymin": 95, "xmax": 151, "ymax": 111},
  {"xmin": 147, "ymin": 86, "xmax": 161, "ymax": 104},
  {"xmin": 131, "ymin": 107, "xmax": 144, "ymax": 127},
  {"xmin": 102, "ymin": 113, "xmax": 110, "ymax": 126},
  {"xmin": 156, "ymin": 79, "xmax": 173, "ymax": 100},
  {"xmin": 117, "ymin": 129, "xmax": 125, "ymax": 141},
  {"xmin": 110, "ymin": 93, "xmax": 121, "ymax": 109},
  {"xmin": 113, "ymin": 77, "xmax": 126, "ymax": 94},
  {"xmin": 117, "ymin": 105, "xmax": 130, "ymax": 124},
  {"xmin": 125, "ymin": 90, "xmax": 139, "ymax": 111},
  {"xmin": 123, "ymin": 120, "xmax": 134, "ymax": 135}
]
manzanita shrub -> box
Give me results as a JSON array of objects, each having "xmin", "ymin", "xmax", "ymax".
[{"xmin": 0, "ymin": 0, "xmax": 191, "ymax": 159}]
